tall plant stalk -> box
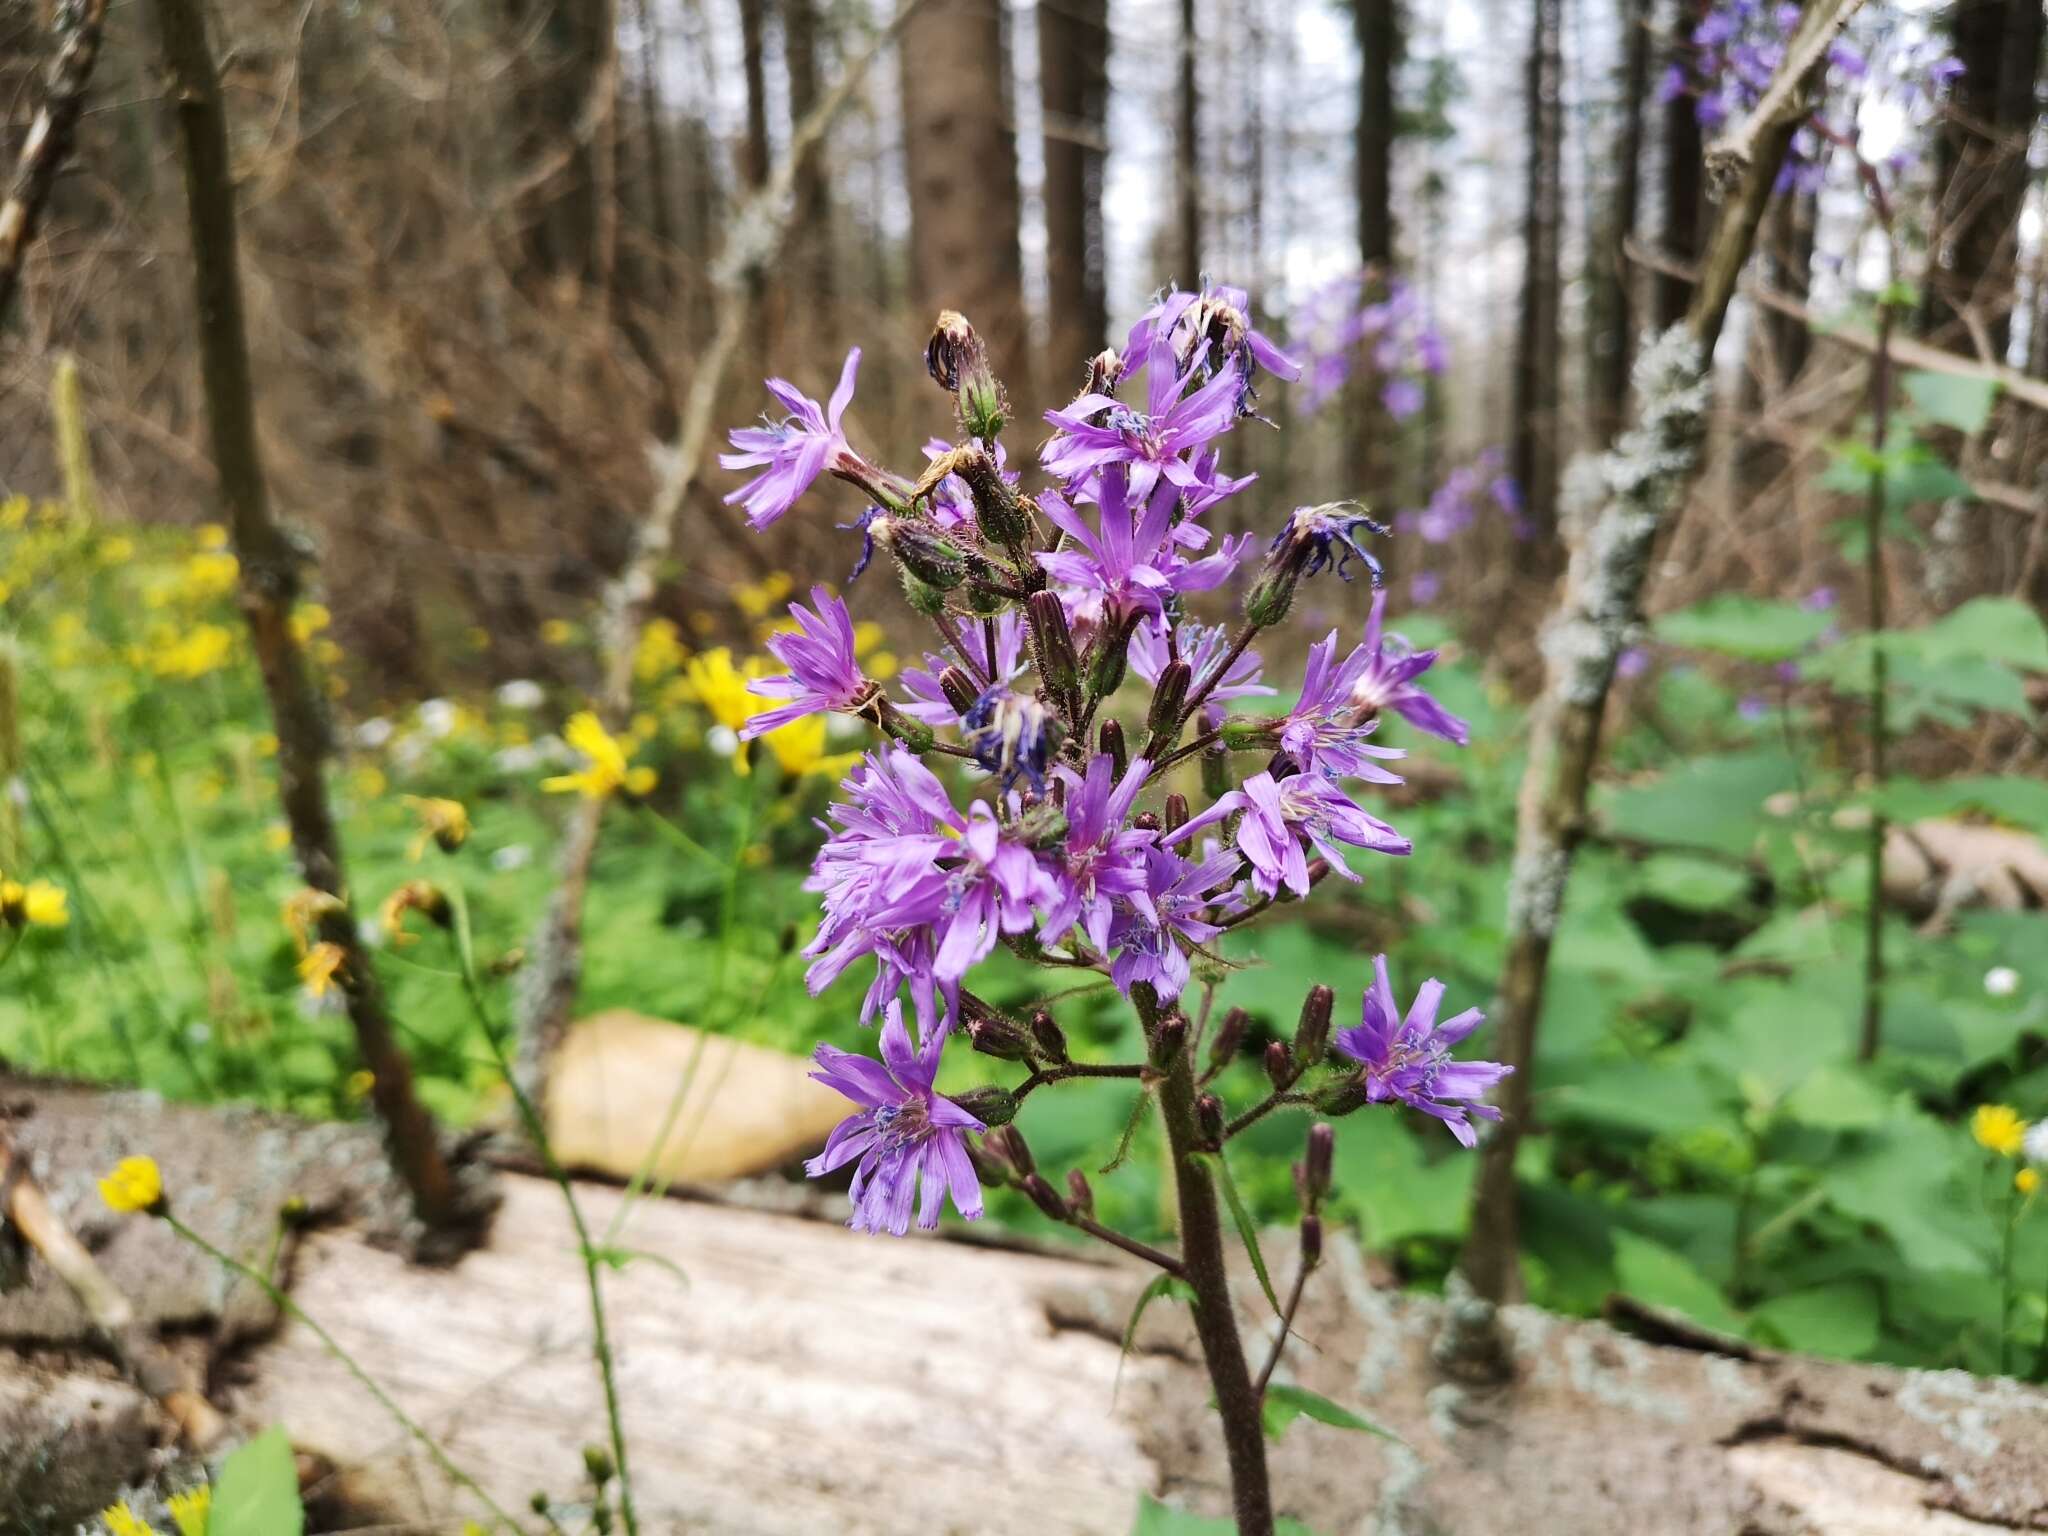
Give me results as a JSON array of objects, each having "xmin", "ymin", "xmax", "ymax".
[{"xmin": 1859, "ymin": 298, "xmax": 1894, "ymax": 1062}]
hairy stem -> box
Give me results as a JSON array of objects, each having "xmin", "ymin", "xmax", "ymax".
[
  {"xmin": 1858, "ymin": 298, "xmax": 1894, "ymax": 1063},
  {"xmin": 1158, "ymin": 1034, "xmax": 1274, "ymax": 1533},
  {"xmin": 1252, "ymin": 1252, "xmax": 1316, "ymax": 1396}
]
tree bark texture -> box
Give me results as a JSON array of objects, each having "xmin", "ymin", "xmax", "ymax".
[
  {"xmin": 1039, "ymin": 0, "xmax": 1110, "ymax": 387},
  {"xmin": 1653, "ymin": 0, "xmax": 1705, "ymax": 330},
  {"xmin": 1511, "ymin": 0, "xmax": 1565, "ymax": 547}
]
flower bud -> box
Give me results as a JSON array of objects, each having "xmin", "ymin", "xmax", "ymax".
[
  {"xmin": 1244, "ymin": 566, "xmax": 1298, "ymax": 628},
  {"xmin": 1207, "ymin": 1007, "xmax": 1248, "ymax": 1073},
  {"xmin": 1146, "ymin": 659, "xmax": 1191, "ymax": 737},
  {"xmin": 583, "ymin": 1445, "xmax": 616, "ymax": 1487},
  {"xmin": 1084, "ymin": 348, "xmax": 1126, "ymax": 398},
  {"xmin": 1220, "ymin": 715, "xmax": 1277, "ymax": 751},
  {"xmin": 1302, "ymin": 1122, "xmax": 1334, "ymax": 1207},
  {"xmin": 1028, "ymin": 590, "xmax": 1080, "ymax": 708},
  {"xmin": 952, "ymin": 1085, "xmax": 1019, "ymax": 1128},
  {"xmin": 1098, "ymin": 718, "xmax": 1128, "ymax": 779},
  {"xmin": 1148, "ymin": 1010, "xmax": 1188, "ymax": 1069},
  {"xmin": 1029, "ymin": 1010, "xmax": 1069, "ymax": 1064},
  {"xmin": 994, "ymin": 1124, "xmax": 1035, "ymax": 1176},
  {"xmin": 1264, "ymin": 1039, "xmax": 1294, "ymax": 1089},
  {"xmin": 872, "ymin": 515, "xmax": 968, "ymax": 591},
  {"xmin": 1201, "ymin": 742, "xmax": 1234, "ymax": 800},
  {"xmin": 966, "ymin": 1013, "xmax": 1035, "ymax": 1063},
  {"xmin": 881, "ymin": 709, "xmax": 936, "ymax": 754},
  {"xmin": 1293, "ymin": 984, "xmax": 1334, "ymax": 1070},
  {"xmin": 531, "ymin": 1492, "xmax": 553, "ymax": 1515},
  {"xmin": 1065, "ymin": 1168, "xmax": 1095, "ymax": 1217},
  {"xmin": 899, "ymin": 566, "xmax": 950, "ymax": 617},
  {"xmin": 937, "ymin": 665, "xmax": 979, "ymax": 716},
  {"xmin": 961, "ymin": 443, "xmax": 1030, "ymax": 548},
  {"xmin": 1085, "ymin": 611, "xmax": 1141, "ymax": 701},
  {"xmin": 1300, "ymin": 1212, "xmax": 1324, "ymax": 1267},
  {"xmin": 1313, "ymin": 1073, "xmax": 1373, "ymax": 1117},
  {"xmin": 926, "ymin": 310, "xmax": 1006, "ymax": 441},
  {"xmin": 967, "ymin": 1136, "xmax": 1013, "ymax": 1185},
  {"xmin": 1022, "ymin": 1173, "xmax": 1068, "ymax": 1221},
  {"xmin": 1196, "ymin": 1092, "xmax": 1225, "ymax": 1145},
  {"xmin": 1163, "ymin": 793, "xmax": 1189, "ymax": 836}
]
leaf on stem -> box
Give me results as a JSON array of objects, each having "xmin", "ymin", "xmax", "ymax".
[
  {"xmin": 1185, "ymin": 1148, "xmax": 1281, "ymax": 1316},
  {"xmin": 1115, "ymin": 1272, "xmax": 1196, "ymax": 1404},
  {"xmin": 1258, "ymin": 1383, "xmax": 1395, "ymax": 1443}
]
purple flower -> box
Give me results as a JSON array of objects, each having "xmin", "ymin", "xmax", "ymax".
[
  {"xmin": 1177, "ymin": 769, "xmax": 1409, "ymax": 899},
  {"xmin": 743, "ymin": 586, "xmax": 876, "ymax": 737},
  {"xmin": 805, "ymin": 1002, "xmax": 985, "ymax": 1234},
  {"xmin": 1410, "ymin": 570, "xmax": 1441, "ymax": 605},
  {"xmin": 722, "ymin": 349, "xmax": 864, "ymax": 529},
  {"xmin": 1615, "ymin": 645, "xmax": 1651, "ymax": 680},
  {"xmin": 1801, "ymin": 586, "xmax": 1836, "ymax": 612},
  {"xmin": 1126, "ymin": 282, "xmax": 1301, "ymax": 415},
  {"xmin": 1333, "ymin": 957, "xmax": 1511, "ymax": 1147},
  {"xmin": 1038, "ymin": 752, "xmax": 1156, "ymax": 954},
  {"xmin": 1381, "ymin": 376, "xmax": 1426, "ymax": 420},
  {"xmin": 1268, "ymin": 502, "xmax": 1388, "ymax": 585},
  {"xmin": 1131, "ymin": 620, "xmax": 1273, "ymax": 729},
  {"xmin": 898, "ymin": 613, "xmax": 1028, "ymax": 726},
  {"xmin": 960, "ymin": 687, "xmax": 1061, "ymax": 791},
  {"xmin": 1041, "ymin": 333, "xmax": 1244, "ymax": 504},
  {"xmin": 1107, "ymin": 843, "xmax": 1240, "ymax": 1001},
  {"xmin": 1039, "ymin": 465, "xmax": 1250, "ymax": 628},
  {"xmin": 1279, "ymin": 630, "xmax": 1409, "ymax": 783},
  {"xmin": 1738, "ymin": 693, "xmax": 1770, "ymax": 721},
  {"xmin": 1339, "ymin": 591, "xmax": 1469, "ymax": 746}
]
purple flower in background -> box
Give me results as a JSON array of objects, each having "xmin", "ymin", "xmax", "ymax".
[
  {"xmin": 1339, "ymin": 591, "xmax": 1470, "ymax": 746},
  {"xmin": 1381, "ymin": 376, "xmax": 1426, "ymax": 420},
  {"xmin": 1041, "ymin": 334, "xmax": 1244, "ymax": 501},
  {"xmin": 1291, "ymin": 272, "xmax": 1443, "ymax": 417},
  {"xmin": 805, "ymin": 1002, "xmax": 985, "ymax": 1235},
  {"xmin": 1178, "ymin": 769, "xmax": 1409, "ymax": 899},
  {"xmin": 722, "ymin": 348, "xmax": 864, "ymax": 529},
  {"xmin": 898, "ymin": 612, "xmax": 1029, "ymax": 726},
  {"xmin": 1038, "ymin": 753, "xmax": 1156, "ymax": 954},
  {"xmin": 1107, "ymin": 843, "xmax": 1241, "ymax": 1001},
  {"xmin": 1332, "ymin": 956, "xmax": 1511, "ymax": 1148},
  {"xmin": 1127, "ymin": 282, "xmax": 1301, "ymax": 415},
  {"xmin": 1802, "ymin": 586, "xmax": 1836, "ymax": 612},
  {"xmin": 743, "ymin": 587, "xmax": 876, "ymax": 737},
  {"xmin": 1738, "ymin": 693, "xmax": 1770, "ymax": 721},
  {"xmin": 1131, "ymin": 621, "xmax": 1273, "ymax": 728},
  {"xmin": 1410, "ymin": 571, "xmax": 1441, "ymax": 605},
  {"xmin": 1615, "ymin": 645, "xmax": 1651, "ymax": 681},
  {"xmin": 1403, "ymin": 451, "xmax": 1515, "ymax": 546},
  {"xmin": 1039, "ymin": 465, "xmax": 1250, "ymax": 627}
]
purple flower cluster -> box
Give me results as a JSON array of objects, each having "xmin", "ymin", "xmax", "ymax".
[
  {"xmin": 1400, "ymin": 450, "xmax": 1524, "ymax": 545},
  {"xmin": 1290, "ymin": 272, "xmax": 1446, "ymax": 418},
  {"xmin": 1663, "ymin": 1, "xmax": 1961, "ymax": 192},
  {"xmin": 721, "ymin": 288, "xmax": 1508, "ymax": 1239}
]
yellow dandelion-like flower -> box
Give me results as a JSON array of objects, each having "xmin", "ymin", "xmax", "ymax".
[
  {"xmin": 151, "ymin": 623, "xmax": 235, "ymax": 680},
  {"xmin": 757, "ymin": 715, "xmax": 861, "ymax": 782},
  {"xmin": 166, "ymin": 1484, "xmax": 211, "ymax": 1536},
  {"xmin": 1973, "ymin": 1104, "xmax": 2027, "ymax": 1158},
  {"xmin": 635, "ymin": 617, "xmax": 688, "ymax": 682},
  {"xmin": 98, "ymin": 534, "xmax": 136, "ymax": 566},
  {"xmin": 281, "ymin": 887, "xmax": 344, "ymax": 953},
  {"xmin": 734, "ymin": 571, "xmax": 794, "ymax": 618},
  {"xmin": 253, "ymin": 732, "xmax": 279, "ymax": 758},
  {"xmin": 350, "ymin": 764, "xmax": 388, "ymax": 801},
  {"xmin": 541, "ymin": 618, "xmax": 577, "ymax": 646},
  {"xmin": 101, "ymin": 1501, "xmax": 160, "ymax": 1536},
  {"xmin": 299, "ymin": 941, "xmax": 347, "ymax": 998},
  {"xmin": 0, "ymin": 876, "xmax": 67, "ymax": 928},
  {"xmin": 177, "ymin": 550, "xmax": 239, "ymax": 603},
  {"xmin": 0, "ymin": 495, "xmax": 29, "ymax": 531},
  {"xmin": 290, "ymin": 602, "xmax": 331, "ymax": 644},
  {"xmin": 98, "ymin": 1156, "xmax": 164, "ymax": 1215},
  {"xmin": 2019, "ymin": 1168, "xmax": 2041, "ymax": 1197},
  {"xmin": 403, "ymin": 795, "xmax": 470, "ymax": 859},
  {"xmin": 542, "ymin": 712, "xmax": 655, "ymax": 799},
  {"xmin": 196, "ymin": 523, "xmax": 229, "ymax": 551},
  {"xmin": 345, "ymin": 1068, "xmax": 376, "ymax": 1100}
]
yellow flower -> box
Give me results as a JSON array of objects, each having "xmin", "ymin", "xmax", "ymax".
[
  {"xmin": 98, "ymin": 534, "xmax": 136, "ymax": 565},
  {"xmin": 0, "ymin": 877, "xmax": 67, "ymax": 928},
  {"xmin": 0, "ymin": 495, "xmax": 28, "ymax": 531},
  {"xmin": 98, "ymin": 1156, "xmax": 164, "ymax": 1215},
  {"xmin": 542, "ymin": 712, "xmax": 656, "ymax": 799},
  {"xmin": 281, "ymin": 887, "xmax": 344, "ymax": 953},
  {"xmin": 290, "ymin": 602, "xmax": 331, "ymax": 643},
  {"xmin": 196, "ymin": 523, "xmax": 229, "ymax": 551},
  {"xmin": 2020, "ymin": 1168, "xmax": 2041, "ymax": 1197},
  {"xmin": 166, "ymin": 1485, "xmax": 211, "ymax": 1536},
  {"xmin": 757, "ymin": 715, "xmax": 861, "ymax": 782},
  {"xmin": 345, "ymin": 1068, "xmax": 376, "ymax": 1100},
  {"xmin": 403, "ymin": 795, "xmax": 470, "ymax": 858},
  {"xmin": 101, "ymin": 1502, "xmax": 160, "ymax": 1536},
  {"xmin": 177, "ymin": 550, "xmax": 239, "ymax": 603},
  {"xmin": 1973, "ymin": 1104, "xmax": 2027, "ymax": 1158},
  {"xmin": 734, "ymin": 571, "xmax": 793, "ymax": 618},
  {"xmin": 299, "ymin": 940, "xmax": 347, "ymax": 997},
  {"xmin": 684, "ymin": 649, "xmax": 771, "ymax": 775},
  {"xmin": 262, "ymin": 822, "xmax": 292, "ymax": 853},
  {"xmin": 150, "ymin": 623, "xmax": 234, "ymax": 680},
  {"xmin": 542, "ymin": 618, "xmax": 577, "ymax": 646},
  {"xmin": 350, "ymin": 764, "xmax": 388, "ymax": 801},
  {"xmin": 635, "ymin": 617, "xmax": 688, "ymax": 682},
  {"xmin": 253, "ymin": 731, "xmax": 279, "ymax": 758},
  {"xmin": 378, "ymin": 880, "xmax": 447, "ymax": 947}
]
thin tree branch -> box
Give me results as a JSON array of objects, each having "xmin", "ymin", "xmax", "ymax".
[{"xmin": 0, "ymin": 0, "xmax": 112, "ymax": 323}]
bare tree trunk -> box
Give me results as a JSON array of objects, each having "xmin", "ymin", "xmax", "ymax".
[
  {"xmin": 740, "ymin": 0, "xmax": 773, "ymax": 189},
  {"xmin": 784, "ymin": 0, "xmax": 834, "ymax": 318},
  {"xmin": 0, "ymin": 0, "xmax": 109, "ymax": 325},
  {"xmin": 1653, "ymin": 0, "xmax": 1703, "ymax": 329},
  {"xmin": 1174, "ymin": 0, "xmax": 1200, "ymax": 284},
  {"xmin": 1459, "ymin": 0, "xmax": 1865, "ymax": 1306},
  {"xmin": 900, "ymin": 0, "xmax": 1030, "ymax": 377},
  {"xmin": 1346, "ymin": 0, "xmax": 1399, "ymax": 523},
  {"xmin": 1589, "ymin": 0, "xmax": 1651, "ymax": 444},
  {"xmin": 1511, "ymin": 0, "xmax": 1565, "ymax": 547},
  {"xmin": 147, "ymin": 0, "xmax": 481, "ymax": 1248},
  {"xmin": 504, "ymin": 0, "xmax": 607, "ymax": 284},
  {"xmin": 1039, "ymin": 0, "xmax": 1110, "ymax": 384},
  {"xmin": 1925, "ymin": 0, "xmax": 2044, "ymax": 357}
]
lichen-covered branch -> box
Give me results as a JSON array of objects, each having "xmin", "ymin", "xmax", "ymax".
[
  {"xmin": 1459, "ymin": 20, "xmax": 1838, "ymax": 1303},
  {"xmin": 512, "ymin": 0, "xmax": 928, "ymax": 1104},
  {"xmin": 0, "ymin": 0, "xmax": 110, "ymax": 324},
  {"xmin": 147, "ymin": 0, "xmax": 484, "ymax": 1245}
]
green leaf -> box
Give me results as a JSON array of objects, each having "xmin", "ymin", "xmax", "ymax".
[
  {"xmin": 1780, "ymin": 1065, "xmax": 1890, "ymax": 1131},
  {"xmin": 1914, "ymin": 597, "xmax": 2048, "ymax": 672},
  {"xmin": 1116, "ymin": 1274, "xmax": 1196, "ymax": 1403},
  {"xmin": 1902, "ymin": 370, "xmax": 1999, "ymax": 434},
  {"xmin": 1260, "ymin": 1383, "xmax": 1396, "ymax": 1442},
  {"xmin": 1186, "ymin": 1149, "xmax": 1282, "ymax": 1315},
  {"xmin": 209, "ymin": 1426, "xmax": 304, "ymax": 1536},
  {"xmin": 1330, "ymin": 1112, "xmax": 1472, "ymax": 1246},
  {"xmin": 1635, "ymin": 853, "xmax": 1751, "ymax": 912},
  {"xmin": 1611, "ymin": 1230, "xmax": 1745, "ymax": 1335},
  {"xmin": 1827, "ymin": 1116, "xmax": 1988, "ymax": 1273},
  {"xmin": 1598, "ymin": 749, "xmax": 1798, "ymax": 858},
  {"xmin": 1130, "ymin": 1494, "xmax": 1320, "ymax": 1535},
  {"xmin": 1655, "ymin": 596, "xmax": 1832, "ymax": 663},
  {"xmin": 1551, "ymin": 1060, "xmax": 1732, "ymax": 1137},
  {"xmin": 1750, "ymin": 1281, "xmax": 1881, "ymax": 1358}
]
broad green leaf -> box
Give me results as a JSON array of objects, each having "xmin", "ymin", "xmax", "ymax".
[
  {"xmin": 1611, "ymin": 1230, "xmax": 1746, "ymax": 1334},
  {"xmin": 1186, "ymin": 1150, "xmax": 1281, "ymax": 1315},
  {"xmin": 209, "ymin": 1426, "xmax": 304, "ymax": 1536},
  {"xmin": 1330, "ymin": 1112, "xmax": 1473, "ymax": 1246},
  {"xmin": 1827, "ymin": 1116, "xmax": 1987, "ymax": 1273},
  {"xmin": 1750, "ymin": 1281, "xmax": 1881, "ymax": 1358},
  {"xmin": 1551, "ymin": 1060, "xmax": 1732, "ymax": 1137},
  {"xmin": 1913, "ymin": 597, "xmax": 2048, "ymax": 672},
  {"xmin": 1902, "ymin": 370, "xmax": 1999, "ymax": 434},
  {"xmin": 1116, "ymin": 1274, "xmax": 1196, "ymax": 1402},
  {"xmin": 1636, "ymin": 853, "xmax": 1751, "ymax": 912},
  {"xmin": 1260, "ymin": 1383, "xmax": 1396, "ymax": 1442},
  {"xmin": 1655, "ymin": 596, "xmax": 1831, "ymax": 663},
  {"xmin": 1598, "ymin": 749, "xmax": 1798, "ymax": 858},
  {"xmin": 1130, "ymin": 1494, "xmax": 1319, "ymax": 1535},
  {"xmin": 1780, "ymin": 1065, "xmax": 1890, "ymax": 1131}
]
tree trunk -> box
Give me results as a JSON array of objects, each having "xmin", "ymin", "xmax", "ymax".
[
  {"xmin": 1589, "ymin": 0, "xmax": 1651, "ymax": 444},
  {"xmin": 784, "ymin": 0, "xmax": 834, "ymax": 316},
  {"xmin": 899, "ymin": 0, "xmax": 1030, "ymax": 379},
  {"xmin": 740, "ymin": 0, "xmax": 773, "ymax": 189},
  {"xmin": 1510, "ymin": 0, "xmax": 1565, "ymax": 547},
  {"xmin": 146, "ymin": 0, "xmax": 480, "ymax": 1246},
  {"xmin": 1039, "ymin": 0, "xmax": 1110, "ymax": 386},
  {"xmin": 1653, "ymin": 0, "xmax": 1703, "ymax": 330},
  {"xmin": 1174, "ymin": 0, "xmax": 1200, "ymax": 285},
  {"xmin": 1346, "ymin": 0, "xmax": 1399, "ymax": 528},
  {"xmin": 1925, "ymin": 0, "xmax": 2044, "ymax": 357},
  {"xmin": 503, "ymin": 0, "xmax": 607, "ymax": 284}
]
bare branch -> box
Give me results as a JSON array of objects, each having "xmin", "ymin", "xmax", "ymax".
[{"xmin": 0, "ymin": 0, "xmax": 112, "ymax": 323}]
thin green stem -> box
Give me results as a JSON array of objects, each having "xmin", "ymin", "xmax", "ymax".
[
  {"xmin": 160, "ymin": 1213, "xmax": 530, "ymax": 1535},
  {"xmin": 1999, "ymin": 1169, "xmax": 2017, "ymax": 1376},
  {"xmin": 448, "ymin": 884, "xmax": 640, "ymax": 1536}
]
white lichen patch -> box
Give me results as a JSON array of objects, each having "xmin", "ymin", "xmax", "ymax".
[
  {"xmin": 1897, "ymin": 1367, "xmax": 2048, "ymax": 1462},
  {"xmin": 1702, "ymin": 1353, "xmax": 1769, "ymax": 1410},
  {"xmin": 1425, "ymin": 1382, "xmax": 1468, "ymax": 1442},
  {"xmin": 1505, "ymin": 841, "xmax": 1569, "ymax": 938},
  {"xmin": 1362, "ymin": 1439, "xmax": 1430, "ymax": 1536},
  {"xmin": 1562, "ymin": 1328, "xmax": 1691, "ymax": 1425}
]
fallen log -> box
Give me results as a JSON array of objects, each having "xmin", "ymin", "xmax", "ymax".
[{"xmin": 3, "ymin": 1080, "xmax": 2045, "ymax": 1534}]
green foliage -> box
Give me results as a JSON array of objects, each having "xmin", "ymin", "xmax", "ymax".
[
  {"xmin": 209, "ymin": 1427, "xmax": 305, "ymax": 1536},
  {"xmin": 1130, "ymin": 1495, "xmax": 1319, "ymax": 1535},
  {"xmin": 1259, "ymin": 1384, "xmax": 1395, "ymax": 1442}
]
